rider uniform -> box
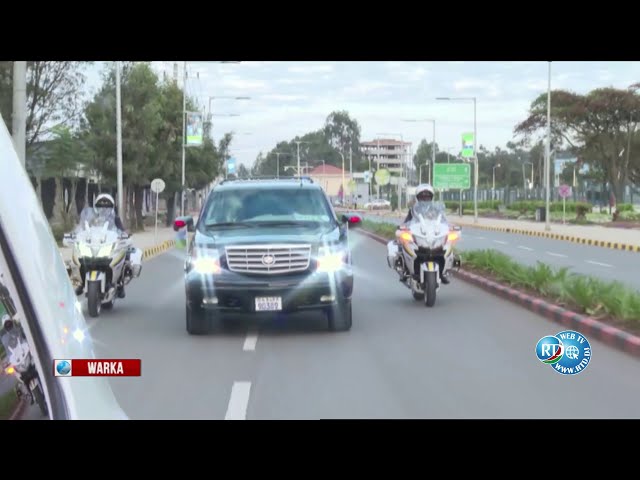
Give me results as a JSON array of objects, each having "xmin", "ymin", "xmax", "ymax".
[{"xmin": 400, "ymin": 183, "xmax": 450, "ymax": 284}]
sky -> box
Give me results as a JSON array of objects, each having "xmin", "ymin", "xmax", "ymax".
[{"xmin": 85, "ymin": 61, "xmax": 640, "ymax": 169}]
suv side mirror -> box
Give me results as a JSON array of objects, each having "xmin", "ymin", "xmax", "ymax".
[
  {"xmin": 342, "ymin": 214, "xmax": 362, "ymax": 227},
  {"xmin": 174, "ymin": 215, "xmax": 195, "ymax": 232}
]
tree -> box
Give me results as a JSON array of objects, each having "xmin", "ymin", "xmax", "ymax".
[
  {"xmin": 412, "ymin": 139, "xmax": 438, "ymax": 182},
  {"xmin": 237, "ymin": 163, "xmax": 249, "ymax": 177},
  {"xmin": 514, "ymin": 86, "xmax": 640, "ymax": 203},
  {"xmin": 0, "ymin": 61, "xmax": 91, "ymax": 146}
]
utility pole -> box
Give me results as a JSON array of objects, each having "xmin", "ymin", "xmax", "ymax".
[
  {"xmin": 12, "ymin": 61, "xmax": 27, "ymax": 168},
  {"xmin": 116, "ymin": 62, "xmax": 124, "ymax": 226},
  {"xmin": 545, "ymin": 61, "xmax": 552, "ymax": 231},
  {"xmin": 173, "ymin": 62, "xmax": 178, "ymax": 84},
  {"xmin": 181, "ymin": 61, "xmax": 187, "ymax": 216}
]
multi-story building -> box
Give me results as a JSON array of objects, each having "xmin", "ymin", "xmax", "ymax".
[{"xmin": 360, "ymin": 138, "xmax": 411, "ymax": 175}]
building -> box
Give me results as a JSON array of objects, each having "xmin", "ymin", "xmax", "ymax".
[
  {"xmin": 360, "ymin": 138, "xmax": 411, "ymax": 175},
  {"xmin": 308, "ymin": 164, "xmax": 352, "ymax": 199}
]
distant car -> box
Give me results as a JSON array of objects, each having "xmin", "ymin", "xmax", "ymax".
[
  {"xmin": 364, "ymin": 199, "xmax": 391, "ymax": 210},
  {"xmin": 176, "ymin": 177, "xmax": 362, "ymax": 335}
]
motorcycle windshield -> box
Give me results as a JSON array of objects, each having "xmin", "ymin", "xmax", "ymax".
[{"xmin": 410, "ymin": 201, "xmax": 447, "ymax": 225}]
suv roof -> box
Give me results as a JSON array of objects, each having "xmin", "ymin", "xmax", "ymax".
[{"xmin": 214, "ymin": 176, "xmax": 320, "ymax": 192}]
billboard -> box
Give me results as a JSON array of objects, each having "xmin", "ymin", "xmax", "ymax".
[
  {"xmin": 461, "ymin": 132, "xmax": 474, "ymax": 158},
  {"xmin": 186, "ymin": 111, "xmax": 203, "ymax": 146}
]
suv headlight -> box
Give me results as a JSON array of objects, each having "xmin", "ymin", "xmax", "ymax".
[
  {"xmin": 187, "ymin": 248, "xmax": 222, "ymax": 274},
  {"xmin": 317, "ymin": 246, "xmax": 348, "ymax": 272}
]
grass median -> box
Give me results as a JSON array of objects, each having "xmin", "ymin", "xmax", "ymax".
[{"xmin": 358, "ymin": 218, "xmax": 640, "ymax": 336}]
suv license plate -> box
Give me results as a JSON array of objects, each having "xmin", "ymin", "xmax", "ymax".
[{"xmin": 255, "ymin": 296, "xmax": 282, "ymax": 311}]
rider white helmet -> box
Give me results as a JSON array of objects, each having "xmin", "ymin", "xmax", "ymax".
[
  {"xmin": 94, "ymin": 193, "xmax": 116, "ymax": 216},
  {"xmin": 415, "ymin": 184, "xmax": 435, "ymax": 201}
]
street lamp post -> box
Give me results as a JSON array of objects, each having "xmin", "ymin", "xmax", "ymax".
[
  {"xmin": 377, "ymin": 132, "xmax": 405, "ymax": 209},
  {"xmin": 492, "ymin": 164, "xmax": 501, "ymax": 201},
  {"xmin": 523, "ymin": 161, "xmax": 534, "ymax": 198},
  {"xmin": 545, "ymin": 62, "xmax": 552, "ymax": 231},
  {"xmin": 436, "ymin": 97, "xmax": 477, "ymax": 223},
  {"xmin": 338, "ymin": 151, "xmax": 346, "ymax": 202}
]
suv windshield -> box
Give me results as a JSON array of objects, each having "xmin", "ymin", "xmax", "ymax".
[{"xmin": 201, "ymin": 187, "xmax": 336, "ymax": 228}]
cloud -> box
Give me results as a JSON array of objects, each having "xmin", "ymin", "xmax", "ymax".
[
  {"xmin": 262, "ymin": 94, "xmax": 309, "ymax": 102},
  {"xmin": 287, "ymin": 64, "xmax": 334, "ymax": 74},
  {"xmin": 340, "ymin": 81, "xmax": 394, "ymax": 97},
  {"xmin": 276, "ymin": 77, "xmax": 315, "ymax": 85}
]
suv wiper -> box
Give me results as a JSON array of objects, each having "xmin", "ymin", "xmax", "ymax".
[
  {"xmin": 253, "ymin": 220, "xmax": 311, "ymax": 226},
  {"xmin": 204, "ymin": 222, "xmax": 256, "ymax": 229}
]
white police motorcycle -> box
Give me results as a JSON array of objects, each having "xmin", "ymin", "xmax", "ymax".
[
  {"xmin": 386, "ymin": 201, "xmax": 461, "ymax": 307},
  {"xmin": 64, "ymin": 213, "xmax": 142, "ymax": 318}
]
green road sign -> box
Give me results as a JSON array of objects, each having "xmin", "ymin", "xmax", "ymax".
[
  {"xmin": 461, "ymin": 132, "xmax": 474, "ymax": 158},
  {"xmin": 374, "ymin": 168, "xmax": 391, "ymax": 186},
  {"xmin": 433, "ymin": 163, "xmax": 471, "ymax": 190}
]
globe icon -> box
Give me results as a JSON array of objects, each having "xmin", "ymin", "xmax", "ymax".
[
  {"xmin": 56, "ymin": 360, "xmax": 71, "ymax": 375},
  {"xmin": 565, "ymin": 345, "xmax": 580, "ymax": 360}
]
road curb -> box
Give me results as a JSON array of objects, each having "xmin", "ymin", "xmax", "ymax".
[
  {"xmin": 354, "ymin": 228, "xmax": 640, "ymax": 360},
  {"xmin": 452, "ymin": 222, "xmax": 640, "ymax": 253},
  {"xmin": 364, "ymin": 213, "xmax": 640, "ymax": 253},
  {"xmin": 142, "ymin": 239, "xmax": 176, "ymax": 260}
]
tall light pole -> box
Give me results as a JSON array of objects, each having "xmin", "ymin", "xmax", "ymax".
[
  {"xmin": 338, "ymin": 151, "xmax": 346, "ymax": 202},
  {"xmin": 272, "ymin": 151, "xmax": 289, "ymax": 178},
  {"xmin": 11, "ymin": 61, "xmax": 26, "ymax": 168},
  {"xmin": 436, "ymin": 96, "xmax": 477, "ymax": 223},
  {"xmin": 294, "ymin": 140, "xmax": 311, "ymax": 176},
  {"xmin": 115, "ymin": 62, "xmax": 124, "ymax": 224},
  {"xmin": 181, "ymin": 61, "xmax": 187, "ymax": 216},
  {"xmin": 523, "ymin": 161, "xmax": 534, "ymax": 198},
  {"xmin": 492, "ymin": 164, "xmax": 501, "ymax": 201},
  {"xmin": 545, "ymin": 62, "xmax": 552, "ymax": 231}
]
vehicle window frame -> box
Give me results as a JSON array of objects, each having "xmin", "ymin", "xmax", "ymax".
[{"xmin": 0, "ymin": 221, "xmax": 68, "ymax": 420}]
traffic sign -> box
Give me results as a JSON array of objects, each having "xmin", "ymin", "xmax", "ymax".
[
  {"xmin": 374, "ymin": 168, "xmax": 390, "ymax": 186},
  {"xmin": 363, "ymin": 170, "xmax": 371, "ymax": 183},
  {"xmin": 461, "ymin": 132, "xmax": 475, "ymax": 158},
  {"xmin": 558, "ymin": 184, "xmax": 572, "ymax": 198},
  {"xmin": 433, "ymin": 163, "xmax": 471, "ymax": 190},
  {"xmin": 227, "ymin": 158, "xmax": 236, "ymax": 174},
  {"xmin": 150, "ymin": 178, "xmax": 165, "ymax": 193}
]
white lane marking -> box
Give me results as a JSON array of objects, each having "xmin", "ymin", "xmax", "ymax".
[
  {"xmin": 476, "ymin": 236, "xmax": 486, "ymax": 240},
  {"xmin": 586, "ymin": 260, "xmax": 613, "ymax": 268},
  {"xmin": 493, "ymin": 240, "xmax": 508, "ymax": 245},
  {"xmin": 243, "ymin": 329, "xmax": 259, "ymax": 351},
  {"xmin": 518, "ymin": 245, "xmax": 534, "ymax": 251},
  {"xmin": 546, "ymin": 251, "xmax": 567, "ymax": 258},
  {"xmin": 225, "ymin": 381, "xmax": 252, "ymax": 420}
]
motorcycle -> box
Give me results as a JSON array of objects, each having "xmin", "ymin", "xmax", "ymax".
[
  {"xmin": 1, "ymin": 317, "xmax": 48, "ymax": 417},
  {"xmin": 386, "ymin": 201, "xmax": 462, "ymax": 307},
  {"xmin": 63, "ymin": 220, "xmax": 142, "ymax": 318}
]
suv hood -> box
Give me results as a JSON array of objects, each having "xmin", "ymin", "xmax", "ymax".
[{"xmin": 194, "ymin": 224, "xmax": 342, "ymax": 249}]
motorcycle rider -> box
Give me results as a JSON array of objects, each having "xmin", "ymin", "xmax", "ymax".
[
  {"xmin": 398, "ymin": 183, "xmax": 450, "ymax": 284},
  {"xmin": 74, "ymin": 194, "xmax": 133, "ymax": 296}
]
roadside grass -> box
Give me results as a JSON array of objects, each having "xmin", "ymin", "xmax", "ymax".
[
  {"xmin": 0, "ymin": 388, "xmax": 18, "ymax": 420},
  {"xmin": 460, "ymin": 249, "xmax": 640, "ymax": 334},
  {"xmin": 358, "ymin": 219, "xmax": 640, "ymax": 335}
]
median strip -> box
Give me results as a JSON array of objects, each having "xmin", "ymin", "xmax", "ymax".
[{"xmin": 355, "ymin": 222, "xmax": 640, "ymax": 360}]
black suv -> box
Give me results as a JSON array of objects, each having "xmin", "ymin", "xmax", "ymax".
[{"xmin": 175, "ymin": 177, "xmax": 362, "ymax": 335}]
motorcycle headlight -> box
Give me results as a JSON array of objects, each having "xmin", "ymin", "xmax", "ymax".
[
  {"xmin": 188, "ymin": 248, "xmax": 222, "ymax": 274},
  {"xmin": 98, "ymin": 243, "xmax": 115, "ymax": 257},
  {"xmin": 76, "ymin": 243, "xmax": 92, "ymax": 257},
  {"xmin": 317, "ymin": 246, "xmax": 348, "ymax": 272}
]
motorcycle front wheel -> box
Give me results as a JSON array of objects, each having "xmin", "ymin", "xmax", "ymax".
[
  {"xmin": 87, "ymin": 281, "xmax": 102, "ymax": 317},
  {"xmin": 424, "ymin": 272, "xmax": 437, "ymax": 307},
  {"xmin": 32, "ymin": 384, "xmax": 48, "ymax": 417}
]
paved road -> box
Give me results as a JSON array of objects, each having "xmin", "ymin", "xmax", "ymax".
[
  {"xmin": 362, "ymin": 214, "xmax": 640, "ymax": 292},
  {"xmin": 76, "ymin": 233, "xmax": 640, "ymax": 419}
]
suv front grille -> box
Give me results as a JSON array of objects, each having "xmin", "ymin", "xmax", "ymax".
[{"xmin": 225, "ymin": 244, "xmax": 312, "ymax": 274}]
